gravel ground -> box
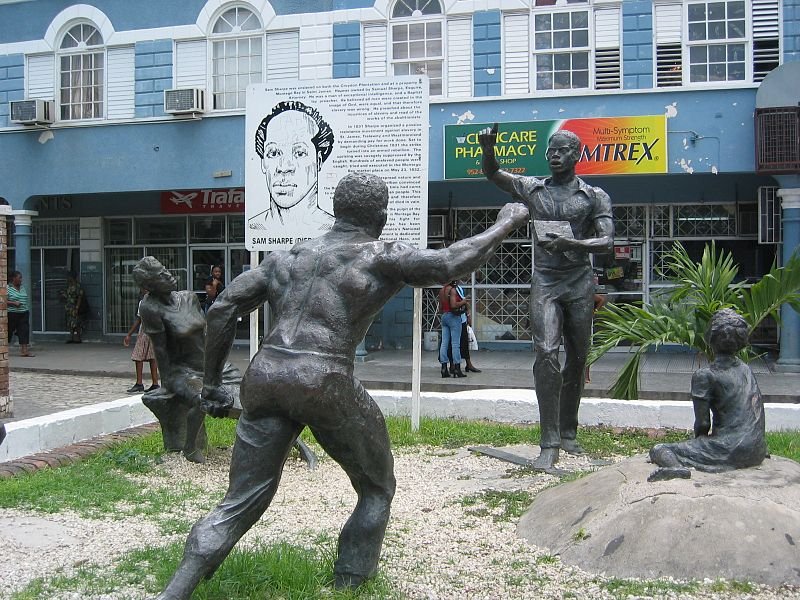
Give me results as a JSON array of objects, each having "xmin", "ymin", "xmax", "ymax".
[{"xmin": 2, "ymin": 445, "xmax": 799, "ymax": 600}]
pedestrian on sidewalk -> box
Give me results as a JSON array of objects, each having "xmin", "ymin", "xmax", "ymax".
[
  {"xmin": 7, "ymin": 270, "xmax": 34, "ymax": 357},
  {"xmin": 438, "ymin": 280, "xmax": 467, "ymax": 378},
  {"xmin": 446, "ymin": 282, "xmax": 481, "ymax": 374},
  {"xmin": 123, "ymin": 290, "xmax": 159, "ymax": 394},
  {"xmin": 203, "ymin": 265, "xmax": 225, "ymax": 314}
]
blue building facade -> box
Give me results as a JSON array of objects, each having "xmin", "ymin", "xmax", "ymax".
[{"xmin": 0, "ymin": 0, "xmax": 797, "ymax": 364}]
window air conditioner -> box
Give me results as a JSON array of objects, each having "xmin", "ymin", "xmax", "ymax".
[
  {"xmin": 9, "ymin": 99, "xmax": 54, "ymax": 125},
  {"xmin": 164, "ymin": 88, "xmax": 205, "ymax": 115}
]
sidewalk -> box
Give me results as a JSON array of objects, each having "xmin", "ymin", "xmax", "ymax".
[{"xmin": 5, "ymin": 341, "xmax": 799, "ymax": 424}]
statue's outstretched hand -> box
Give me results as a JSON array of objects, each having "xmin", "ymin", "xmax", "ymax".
[
  {"xmin": 497, "ymin": 202, "xmax": 529, "ymax": 228},
  {"xmin": 200, "ymin": 384, "xmax": 234, "ymax": 418},
  {"xmin": 478, "ymin": 122, "xmax": 499, "ymax": 149}
]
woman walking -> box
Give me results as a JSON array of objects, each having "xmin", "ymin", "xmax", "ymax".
[
  {"xmin": 7, "ymin": 270, "xmax": 34, "ymax": 357},
  {"xmin": 61, "ymin": 272, "xmax": 85, "ymax": 343}
]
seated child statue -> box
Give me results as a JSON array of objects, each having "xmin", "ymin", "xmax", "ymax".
[{"xmin": 648, "ymin": 308, "xmax": 767, "ymax": 482}]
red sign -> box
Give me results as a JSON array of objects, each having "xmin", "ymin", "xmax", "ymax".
[
  {"xmin": 614, "ymin": 245, "xmax": 632, "ymax": 260},
  {"xmin": 161, "ymin": 188, "xmax": 245, "ymax": 214}
]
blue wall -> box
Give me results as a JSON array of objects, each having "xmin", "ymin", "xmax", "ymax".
[
  {"xmin": 472, "ymin": 11, "xmax": 501, "ymax": 98},
  {"xmin": 135, "ymin": 39, "xmax": 173, "ymax": 118},
  {"xmin": 0, "ymin": 53, "xmax": 23, "ymax": 129},
  {"xmin": 786, "ymin": 0, "xmax": 800, "ymax": 62},
  {"xmin": 333, "ymin": 21, "xmax": 361, "ymax": 79},
  {"xmin": 0, "ymin": 87, "xmax": 764, "ymax": 208},
  {"xmin": 622, "ymin": 0, "xmax": 654, "ymax": 89}
]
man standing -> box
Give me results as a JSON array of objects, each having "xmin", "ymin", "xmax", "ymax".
[
  {"xmin": 479, "ymin": 124, "xmax": 614, "ymax": 470},
  {"xmin": 156, "ymin": 172, "xmax": 529, "ymax": 599},
  {"xmin": 248, "ymin": 100, "xmax": 335, "ymax": 233}
]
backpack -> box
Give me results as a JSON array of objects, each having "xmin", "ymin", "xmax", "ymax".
[{"xmin": 78, "ymin": 293, "xmax": 90, "ymax": 316}]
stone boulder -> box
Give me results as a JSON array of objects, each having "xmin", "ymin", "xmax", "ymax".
[{"xmin": 518, "ymin": 453, "xmax": 800, "ymax": 586}]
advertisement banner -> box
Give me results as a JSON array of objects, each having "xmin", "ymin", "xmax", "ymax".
[
  {"xmin": 245, "ymin": 77, "xmax": 429, "ymax": 251},
  {"xmin": 161, "ymin": 189, "xmax": 244, "ymax": 214},
  {"xmin": 444, "ymin": 115, "xmax": 667, "ymax": 179}
]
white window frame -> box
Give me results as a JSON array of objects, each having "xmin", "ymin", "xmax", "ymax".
[
  {"xmin": 389, "ymin": 0, "xmax": 445, "ymax": 97},
  {"xmin": 530, "ymin": 1, "xmax": 592, "ymax": 92},
  {"xmin": 57, "ymin": 21, "xmax": 105, "ymax": 121},
  {"xmin": 684, "ymin": 0, "xmax": 749, "ymax": 84},
  {"xmin": 208, "ymin": 5, "xmax": 264, "ymax": 111}
]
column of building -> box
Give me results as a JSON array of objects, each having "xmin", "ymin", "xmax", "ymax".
[{"xmin": 777, "ymin": 186, "xmax": 800, "ymax": 371}]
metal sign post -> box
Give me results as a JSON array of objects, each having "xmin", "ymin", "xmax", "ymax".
[{"xmin": 411, "ymin": 288, "xmax": 422, "ymax": 431}]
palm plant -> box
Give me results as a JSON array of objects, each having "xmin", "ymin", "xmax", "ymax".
[{"xmin": 589, "ymin": 242, "xmax": 800, "ymax": 400}]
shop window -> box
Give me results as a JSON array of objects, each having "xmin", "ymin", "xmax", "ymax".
[
  {"xmin": 211, "ymin": 6, "xmax": 263, "ymax": 110},
  {"xmin": 58, "ymin": 22, "xmax": 104, "ymax": 120},
  {"xmin": 613, "ymin": 205, "xmax": 647, "ymax": 239},
  {"xmin": 190, "ymin": 216, "xmax": 226, "ymax": 243},
  {"xmin": 228, "ymin": 215, "xmax": 245, "ymax": 243},
  {"xmin": 135, "ymin": 217, "xmax": 187, "ymax": 245},
  {"xmin": 32, "ymin": 220, "xmax": 80, "ymax": 246},
  {"xmin": 673, "ymin": 204, "xmax": 736, "ymax": 237},
  {"xmin": 106, "ymin": 247, "xmax": 144, "ymax": 334},
  {"xmin": 391, "ymin": 0, "xmax": 443, "ymax": 96},
  {"xmin": 105, "ymin": 218, "xmax": 133, "ymax": 245}
]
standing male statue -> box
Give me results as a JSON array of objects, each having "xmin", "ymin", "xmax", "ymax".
[
  {"xmin": 156, "ymin": 172, "xmax": 529, "ymax": 599},
  {"xmin": 479, "ymin": 124, "xmax": 614, "ymax": 470}
]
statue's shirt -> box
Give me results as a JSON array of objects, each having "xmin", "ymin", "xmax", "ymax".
[{"xmin": 511, "ymin": 176, "xmax": 612, "ymax": 272}]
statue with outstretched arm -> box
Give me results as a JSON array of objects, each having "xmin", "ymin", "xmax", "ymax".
[
  {"xmin": 156, "ymin": 172, "xmax": 529, "ymax": 599},
  {"xmin": 479, "ymin": 123, "xmax": 614, "ymax": 471}
]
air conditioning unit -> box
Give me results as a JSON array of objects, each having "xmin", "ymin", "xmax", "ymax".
[
  {"xmin": 164, "ymin": 88, "xmax": 205, "ymax": 115},
  {"xmin": 9, "ymin": 99, "xmax": 54, "ymax": 125}
]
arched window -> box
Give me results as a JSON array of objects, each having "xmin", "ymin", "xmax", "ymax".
[
  {"xmin": 58, "ymin": 23, "xmax": 104, "ymax": 120},
  {"xmin": 391, "ymin": 0, "xmax": 443, "ymax": 96},
  {"xmin": 210, "ymin": 6, "xmax": 263, "ymax": 110}
]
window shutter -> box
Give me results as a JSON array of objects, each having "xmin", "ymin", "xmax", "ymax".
[
  {"xmin": 362, "ymin": 23, "xmax": 388, "ymax": 78},
  {"xmin": 175, "ymin": 40, "xmax": 207, "ymax": 88},
  {"xmin": 26, "ymin": 54, "xmax": 54, "ymax": 99},
  {"xmin": 503, "ymin": 12, "xmax": 529, "ymax": 95},
  {"xmin": 655, "ymin": 3, "xmax": 682, "ymax": 87},
  {"xmin": 447, "ymin": 17, "xmax": 472, "ymax": 97},
  {"xmin": 758, "ymin": 186, "xmax": 781, "ymax": 244},
  {"xmin": 594, "ymin": 7, "xmax": 620, "ymax": 89},
  {"xmin": 266, "ymin": 31, "xmax": 299, "ymax": 81},
  {"xmin": 106, "ymin": 46, "xmax": 135, "ymax": 119},
  {"xmin": 752, "ymin": 0, "xmax": 780, "ymax": 83}
]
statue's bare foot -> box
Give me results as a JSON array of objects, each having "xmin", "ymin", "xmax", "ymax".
[
  {"xmin": 183, "ymin": 448, "xmax": 206, "ymax": 464},
  {"xmin": 647, "ymin": 466, "xmax": 691, "ymax": 482},
  {"xmin": 560, "ymin": 438, "xmax": 585, "ymax": 455},
  {"xmin": 532, "ymin": 447, "xmax": 559, "ymax": 471},
  {"xmin": 333, "ymin": 572, "xmax": 368, "ymax": 590}
]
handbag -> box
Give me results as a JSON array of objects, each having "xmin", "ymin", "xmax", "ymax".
[{"xmin": 467, "ymin": 325, "xmax": 479, "ymax": 351}]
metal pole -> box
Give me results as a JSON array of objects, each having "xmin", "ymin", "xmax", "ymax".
[
  {"xmin": 249, "ymin": 251, "xmax": 259, "ymax": 360},
  {"xmin": 411, "ymin": 287, "xmax": 422, "ymax": 431}
]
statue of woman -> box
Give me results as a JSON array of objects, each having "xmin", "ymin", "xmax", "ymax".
[
  {"xmin": 132, "ymin": 256, "xmax": 316, "ymax": 467},
  {"xmin": 132, "ymin": 256, "xmax": 240, "ymax": 463}
]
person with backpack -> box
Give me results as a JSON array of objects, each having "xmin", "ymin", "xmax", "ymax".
[{"xmin": 438, "ymin": 280, "xmax": 468, "ymax": 378}]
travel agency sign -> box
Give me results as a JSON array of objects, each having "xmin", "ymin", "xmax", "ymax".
[{"xmin": 444, "ymin": 115, "xmax": 667, "ymax": 179}]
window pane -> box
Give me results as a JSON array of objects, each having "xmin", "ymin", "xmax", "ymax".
[
  {"xmin": 190, "ymin": 216, "xmax": 226, "ymax": 243},
  {"xmin": 728, "ymin": 43, "xmax": 744, "ymax": 61},
  {"xmin": 728, "ymin": 1, "xmax": 745, "ymax": 19},
  {"xmin": 727, "ymin": 20, "xmax": 745, "ymax": 38},
  {"xmin": 536, "ymin": 54, "xmax": 552, "ymax": 70},
  {"xmin": 228, "ymin": 216, "xmax": 245, "ymax": 243},
  {"xmin": 708, "ymin": 21, "xmax": 726, "ymax": 40},
  {"xmin": 554, "ymin": 71, "xmax": 571, "ymax": 88},
  {"xmin": 535, "ymin": 32, "xmax": 552, "ymax": 50},
  {"xmin": 135, "ymin": 218, "xmax": 186, "ymax": 245},
  {"xmin": 409, "ymin": 23, "xmax": 425, "ymax": 40},
  {"xmin": 409, "ymin": 41, "xmax": 425, "ymax": 58},
  {"xmin": 554, "ymin": 53, "xmax": 571, "ymax": 70},
  {"xmin": 690, "ymin": 64, "xmax": 707, "ymax": 81},
  {"xmin": 553, "ymin": 30, "xmax": 571, "ymax": 48},
  {"xmin": 393, "ymin": 24, "xmax": 408, "ymax": 42},
  {"xmin": 688, "ymin": 4, "xmax": 706, "ymax": 21},
  {"xmin": 537, "ymin": 73, "xmax": 553, "ymax": 89},
  {"xmin": 394, "ymin": 63, "xmax": 410, "ymax": 75},
  {"xmin": 571, "ymin": 11, "xmax": 588, "ymax": 28},
  {"xmin": 688, "ymin": 22, "xmax": 706, "ymax": 41},
  {"xmin": 709, "ymin": 63, "xmax": 726, "ymax": 80},
  {"xmin": 573, "ymin": 70, "xmax": 589, "ymax": 88},
  {"xmin": 534, "ymin": 14, "xmax": 552, "ymax": 31},
  {"xmin": 690, "ymin": 46, "xmax": 707, "ymax": 63},
  {"xmin": 572, "ymin": 30, "xmax": 588, "ymax": 47},
  {"xmin": 393, "ymin": 42, "xmax": 409, "ymax": 59},
  {"xmin": 106, "ymin": 219, "xmax": 133, "ymax": 245},
  {"xmin": 708, "ymin": 2, "xmax": 725, "ymax": 21},
  {"xmin": 427, "ymin": 39, "xmax": 442, "ymax": 56},
  {"xmin": 573, "ymin": 51, "xmax": 588, "ymax": 69},
  {"xmin": 427, "ymin": 21, "xmax": 441, "ymax": 37},
  {"xmin": 708, "ymin": 45, "xmax": 726, "ymax": 62},
  {"xmin": 729, "ymin": 62, "xmax": 745, "ymax": 80},
  {"xmin": 553, "ymin": 12, "xmax": 570, "ymax": 30}
]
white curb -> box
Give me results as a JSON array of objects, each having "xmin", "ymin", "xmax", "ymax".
[{"xmin": 2, "ymin": 389, "xmax": 799, "ymax": 464}]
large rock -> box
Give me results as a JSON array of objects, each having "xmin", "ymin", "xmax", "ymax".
[{"xmin": 518, "ymin": 453, "xmax": 800, "ymax": 586}]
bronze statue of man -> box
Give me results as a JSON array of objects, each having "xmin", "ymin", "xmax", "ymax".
[
  {"xmin": 479, "ymin": 125, "xmax": 614, "ymax": 470},
  {"xmin": 156, "ymin": 172, "xmax": 529, "ymax": 599}
]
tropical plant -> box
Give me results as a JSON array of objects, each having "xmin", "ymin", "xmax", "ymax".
[{"xmin": 589, "ymin": 241, "xmax": 800, "ymax": 400}]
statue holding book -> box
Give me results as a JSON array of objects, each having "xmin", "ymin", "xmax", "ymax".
[{"xmin": 479, "ymin": 125, "xmax": 615, "ymax": 470}]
